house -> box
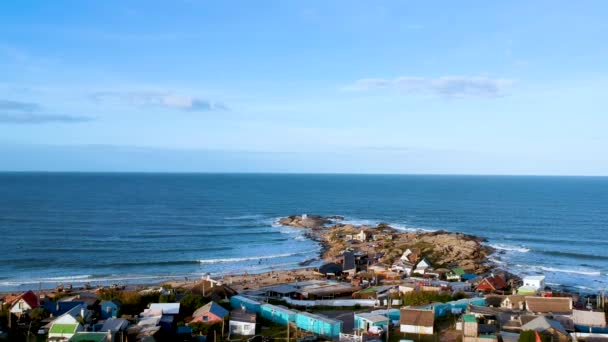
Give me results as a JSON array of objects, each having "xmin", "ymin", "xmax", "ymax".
[
  {"xmin": 572, "ymin": 309, "xmax": 607, "ymax": 330},
  {"xmin": 399, "ymin": 284, "xmax": 417, "ymax": 294},
  {"xmin": 518, "ymin": 275, "xmax": 545, "ymax": 295},
  {"xmin": 401, "ymin": 248, "xmax": 421, "ymax": 263},
  {"xmin": 368, "ymin": 263, "xmax": 388, "ymax": 275},
  {"xmin": 44, "ymin": 301, "xmax": 85, "ymax": 318},
  {"xmin": 191, "ymin": 301, "xmax": 229, "ymax": 323},
  {"xmin": 295, "ymin": 312, "xmax": 342, "ymax": 339},
  {"xmin": 100, "ymin": 300, "xmax": 120, "ymax": 319},
  {"xmin": 446, "ymin": 267, "xmax": 465, "ymax": 281},
  {"xmin": 260, "ymin": 304, "xmax": 297, "ymax": 325},
  {"xmin": 476, "ymin": 275, "xmax": 507, "ymax": 293},
  {"xmin": 522, "ymin": 275, "xmax": 545, "ymax": 290},
  {"xmin": 400, "ymin": 308, "xmax": 434, "ymax": 335},
  {"xmin": 372, "ymin": 233, "xmax": 392, "ymax": 241},
  {"xmin": 355, "ymin": 230, "xmax": 368, "ymax": 242},
  {"xmin": 354, "ymin": 312, "xmax": 389, "ymax": 333},
  {"xmin": 98, "ymin": 318, "xmax": 129, "ymax": 341},
  {"xmin": 229, "ymin": 309, "xmax": 256, "ymax": 336},
  {"xmin": 230, "ymin": 295, "xmax": 261, "ymax": 313},
  {"xmin": 48, "ymin": 304, "xmax": 87, "ymax": 341},
  {"xmin": 391, "ymin": 260, "xmax": 415, "ymax": 276},
  {"xmin": 147, "ymin": 303, "xmax": 180, "ymax": 315},
  {"xmin": 462, "ymin": 314, "xmax": 479, "ymax": 338},
  {"xmin": 525, "ymin": 296, "xmax": 572, "ymax": 314},
  {"xmin": 414, "ymin": 258, "xmax": 432, "ymax": 275},
  {"xmin": 318, "ymin": 263, "xmax": 343, "ymax": 277},
  {"xmin": 500, "ymin": 295, "xmax": 526, "ymax": 310},
  {"xmin": 9, "ymin": 290, "xmax": 40, "ymax": 316},
  {"xmin": 342, "ymin": 251, "xmax": 357, "ymax": 275},
  {"xmin": 521, "ymin": 316, "xmax": 569, "ymax": 342},
  {"xmin": 449, "ymin": 282, "xmax": 472, "ymax": 293}
]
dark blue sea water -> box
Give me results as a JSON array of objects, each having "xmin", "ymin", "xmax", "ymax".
[{"xmin": 1, "ymin": 173, "xmax": 607, "ymax": 292}]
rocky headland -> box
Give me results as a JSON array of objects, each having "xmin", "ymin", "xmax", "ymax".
[{"xmin": 278, "ymin": 214, "xmax": 494, "ymax": 274}]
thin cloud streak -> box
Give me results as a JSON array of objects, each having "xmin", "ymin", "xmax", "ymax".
[
  {"xmin": 0, "ymin": 113, "xmax": 92, "ymax": 124},
  {"xmin": 91, "ymin": 91, "xmax": 229, "ymax": 112},
  {"xmin": 344, "ymin": 76, "xmax": 515, "ymax": 98},
  {"xmin": 0, "ymin": 99, "xmax": 92, "ymax": 124}
]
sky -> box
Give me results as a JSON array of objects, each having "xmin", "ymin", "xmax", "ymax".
[{"xmin": 1, "ymin": 1, "xmax": 607, "ymax": 174}]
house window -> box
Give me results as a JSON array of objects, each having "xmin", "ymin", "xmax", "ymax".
[{"xmin": 203, "ymin": 316, "xmax": 208, "ymax": 322}]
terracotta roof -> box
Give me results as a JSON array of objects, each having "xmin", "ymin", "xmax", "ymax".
[
  {"xmin": 11, "ymin": 290, "xmax": 39, "ymax": 309},
  {"xmin": 193, "ymin": 301, "xmax": 229, "ymax": 319},
  {"xmin": 400, "ymin": 309, "xmax": 434, "ymax": 328},
  {"xmin": 476, "ymin": 275, "xmax": 507, "ymax": 291},
  {"xmin": 525, "ymin": 296, "xmax": 572, "ymax": 314}
]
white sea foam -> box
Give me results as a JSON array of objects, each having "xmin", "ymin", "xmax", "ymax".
[
  {"xmin": 537, "ymin": 266, "xmax": 601, "ymax": 276},
  {"xmin": 488, "ymin": 243, "xmax": 530, "ymax": 253},
  {"xmin": 197, "ymin": 250, "xmax": 317, "ymax": 265}
]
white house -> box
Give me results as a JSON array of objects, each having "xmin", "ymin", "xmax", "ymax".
[
  {"xmin": 355, "ymin": 230, "xmax": 368, "ymax": 242},
  {"xmin": 9, "ymin": 291, "xmax": 39, "ymax": 317},
  {"xmin": 47, "ymin": 304, "xmax": 86, "ymax": 341},
  {"xmin": 229, "ymin": 310, "xmax": 257, "ymax": 336},
  {"xmin": 391, "ymin": 260, "xmax": 414, "ymax": 276},
  {"xmin": 414, "ymin": 258, "xmax": 432, "ymax": 274},
  {"xmin": 522, "ymin": 275, "xmax": 545, "ymax": 290}
]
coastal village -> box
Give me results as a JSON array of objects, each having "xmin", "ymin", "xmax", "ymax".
[{"xmin": 1, "ymin": 215, "xmax": 607, "ymax": 342}]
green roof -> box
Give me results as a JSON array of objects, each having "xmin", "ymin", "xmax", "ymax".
[
  {"xmin": 69, "ymin": 332, "xmax": 108, "ymax": 342},
  {"xmin": 50, "ymin": 323, "xmax": 78, "ymax": 334},
  {"xmin": 451, "ymin": 267, "xmax": 465, "ymax": 275},
  {"xmin": 359, "ymin": 286, "xmax": 382, "ymax": 294},
  {"xmin": 463, "ymin": 314, "xmax": 477, "ymax": 323}
]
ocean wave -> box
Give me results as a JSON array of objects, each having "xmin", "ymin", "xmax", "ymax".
[
  {"xmin": 198, "ymin": 250, "xmax": 317, "ymax": 265},
  {"xmin": 537, "ymin": 250, "xmax": 608, "ymax": 261},
  {"xmin": 40, "ymin": 275, "xmax": 93, "ymax": 281},
  {"xmin": 108, "ymin": 260, "xmax": 203, "ymax": 267},
  {"xmin": 536, "ymin": 266, "xmax": 601, "ymax": 276},
  {"xmin": 488, "ymin": 243, "xmax": 530, "ymax": 253}
]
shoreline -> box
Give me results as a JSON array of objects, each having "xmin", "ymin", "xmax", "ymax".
[{"xmin": 1, "ymin": 214, "xmax": 599, "ymax": 296}]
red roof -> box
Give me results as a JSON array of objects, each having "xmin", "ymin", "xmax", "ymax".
[
  {"xmin": 476, "ymin": 275, "xmax": 507, "ymax": 292},
  {"xmin": 11, "ymin": 290, "xmax": 40, "ymax": 309}
]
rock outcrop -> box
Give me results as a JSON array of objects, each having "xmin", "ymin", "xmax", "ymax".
[{"xmin": 278, "ymin": 214, "xmax": 493, "ymax": 274}]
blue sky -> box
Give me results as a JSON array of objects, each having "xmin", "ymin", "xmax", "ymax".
[{"xmin": 1, "ymin": 1, "xmax": 607, "ymax": 174}]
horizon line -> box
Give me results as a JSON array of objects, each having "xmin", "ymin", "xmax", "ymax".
[{"xmin": 0, "ymin": 170, "xmax": 607, "ymax": 178}]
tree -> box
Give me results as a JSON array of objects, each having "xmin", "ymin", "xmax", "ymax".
[{"xmin": 28, "ymin": 307, "xmax": 47, "ymax": 322}]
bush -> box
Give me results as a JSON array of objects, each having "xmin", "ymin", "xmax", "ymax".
[
  {"xmin": 401, "ymin": 291, "xmax": 453, "ymax": 306},
  {"xmin": 28, "ymin": 307, "xmax": 47, "ymax": 321},
  {"xmin": 180, "ymin": 294, "xmax": 209, "ymax": 316}
]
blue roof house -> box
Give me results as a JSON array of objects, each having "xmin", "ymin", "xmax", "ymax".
[
  {"xmin": 230, "ymin": 296, "xmax": 261, "ymax": 314},
  {"xmin": 100, "ymin": 300, "xmax": 120, "ymax": 319},
  {"xmin": 295, "ymin": 312, "xmax": 342, "ymax": 339},
  {"xmin": 260, "ymin": 304, "xmax": 297, "ymax": 325}
]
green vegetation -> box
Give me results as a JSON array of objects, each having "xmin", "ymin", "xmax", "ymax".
[
  {"xmin": 519, "ymin": 331, "xmax": 551, "ymax": 342},
  {"xmin": 98, "ymin": 289, "xmax": 161, "ymax": 315},
  {"xmin": 401, "ymin": 291, "xmax": 455, "ymax": 306},
  {"xmin": 180, "ymin": 294, "xmax": 210, "ymax": 316}
]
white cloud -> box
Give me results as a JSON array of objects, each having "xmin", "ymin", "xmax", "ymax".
[
  {"xmin": 91, "ymin": 91, "xmax": 228, "ymax": 111},
  {"xmin": 343, "ymin": 76, "xmax": 515, "ymax": 98}
]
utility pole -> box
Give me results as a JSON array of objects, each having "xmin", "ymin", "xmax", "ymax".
[{"xmin": 386, "ymin": 294, "xmax": 391, "ymax": 342}]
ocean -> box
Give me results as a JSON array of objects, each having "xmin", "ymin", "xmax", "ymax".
[{"xmin": 1, "ymin": 172, "xmax": 607, "ymax": 292}]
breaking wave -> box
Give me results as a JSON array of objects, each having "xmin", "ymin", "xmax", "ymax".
[{"xmin": 488, "ymin": 243, "xmax": 530, "ymax": 253}]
